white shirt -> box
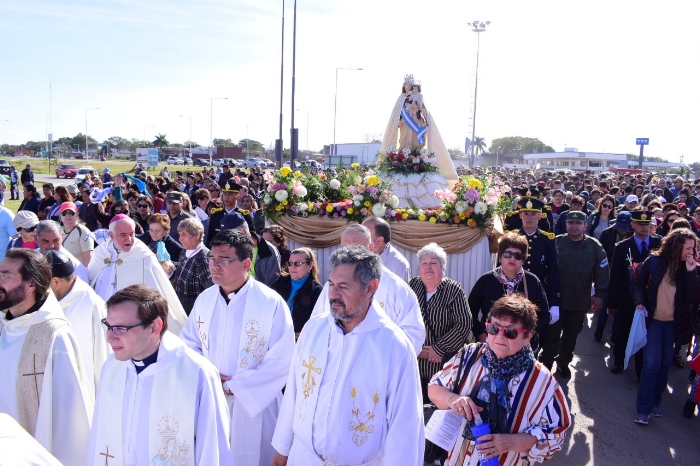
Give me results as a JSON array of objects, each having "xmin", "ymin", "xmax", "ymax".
[{"xmin": 380, "ymin": 243, "xmax": 411, "ymax": 282}]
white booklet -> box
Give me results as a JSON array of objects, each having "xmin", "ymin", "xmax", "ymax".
[{"xmin": 425, "ymin": 409, "xmax": 467, "ymax": 451}]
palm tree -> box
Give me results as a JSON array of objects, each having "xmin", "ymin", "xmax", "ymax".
[
  {"xmin": 153, "ymin": 134, "xmax": 169, "ymax": 156},
  {"xmin": 473, "ymin": 137, "xmax": 487, "ymax": 155}
]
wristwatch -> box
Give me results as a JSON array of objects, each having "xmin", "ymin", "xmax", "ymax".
[{"xmin": 222, "ymin": 381, "xmax": 233, "ymax": 396}]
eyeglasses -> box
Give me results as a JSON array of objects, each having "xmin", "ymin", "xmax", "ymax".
[
  {"xmin": 501, "ymin": 250, "xmax": 525, "ymax": 260},
  {"xmin": 113, "ymin": 210, "xmax": 126, "ymax": 215},
  {"xmin": 207, "ymin": 255, "xmax": 242, "ymax": 267},
  {"xmin": 101, "ymin": 318, "xmax": 149, "ymax": 336},
  {"xmin": 486, "ymin": 322, "xmax": 529, "ymax": 340},
  {"xmin": 137, "ymin": 204, "xmax": 150, "ymax": 208},
  {"xmin": 602, "ymin": 204, "xmax": 614, "ymax": 209},
  {"xmin": 0, "ymin": 272, "xmax": 21, "ymax": 282},
  {"xmin": 61, "ymin": 211, "xmax": 76, "ymax": 216},
  {"xmin": 286, "ymin": 260, "xmax": 310, "ymax": 267},
  {"xmin": 17, "ymin": 226, "xmax": 36, "ymax": 233}
]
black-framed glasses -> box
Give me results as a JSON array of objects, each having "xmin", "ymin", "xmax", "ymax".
[
  {"xmin": 101, "ymin": 318, "xmax": 150, "ymax": 336},
  {"xmin": 286, "ymin": 260, "xmax": 310, "ymax": 267},
  {"xmin": 137, "ymin": 204, "xmax": 150, "ymax": 208},
  {"xmin": 501, "ymin": 250, "xmax": 524, "ymax": 260},
  {"xmin": 61, "ymin": 211, "xmax": 76, "ymax": 216},
  {"xmin": 113, "ymin": 210, "xmax": 127, "ymax": 215},
  {"xmin": 207, "ymin": 255, "xmax": 242, "ymax": 267},
  {"xmin": 601, "ymin": 204, "xmax": 614, "ymax": 209},
  {"xmin": 486, "ymin": 323, "xmax": 529, "ymax": 340},
  {"xmin": 17, "ymin": 226, "xmax": 36, "ymax": 233}
]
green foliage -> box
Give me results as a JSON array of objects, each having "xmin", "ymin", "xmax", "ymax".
[
  {"xmin": 626, "ymin": 153, "xmax": 669, "ymax": 163},
  {"xmin": 213, "ymin": 138, "xmax": 235, "ymax": 147},
  {"xmin": 238, "ymin": 139, "xmax": 264, "ymax": 153},
  {"xmin": 488, "ymin": 136, "xmax": 554, "ymax": 155},
  {"xmin": 473, "ymin": 137, "xmax": 487, "ymax": 155}
]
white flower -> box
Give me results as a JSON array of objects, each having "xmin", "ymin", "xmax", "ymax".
[
  {"xmin": 455, "ymin": 200, "xmax": 468, "ymax": 214},
  {"xmin": 474, "ymin": 201, "xmax": 488, "ymax": 215},
  {"xmin": 353, "ymin": 194, "xmax": 364, "ymax": 206},
  {"xmin": 387, "ymin": 195, "xmax": 399, "ymax": 208},
  {"xmin": 401, "ymin": 148, "xmax": 411, "ymax": 155},
  {"xmin": 372, "ymin": 203, "xmax": 387, "ymax": 217},
  {"xmin": 417, "ymin": 209, "xmax": 424, "ymax": 216},
  {"xmin": 298, "ymin": 203, "xmax": 308, "ymax": 212},
  {"xmin": 329, "ymin": 179, "xmax": 341, "ymax": 190},
  {"xmin": 420, "ymin": 147, "xmax": 428, "ymax": 155},
  {"xmin": 263, "ymin": 193, "xmax": 272, "ymax": 204},
  {"xmin": 293, "ymin": 185, "xmax": 308, "ymax": 198},
  {"xmin": 427, "ymin": 156, "xmax": 437, "ymax": 166},
  {"xmin": 274, "ymin": 190, "xmax": 289, "ymax": 202}
]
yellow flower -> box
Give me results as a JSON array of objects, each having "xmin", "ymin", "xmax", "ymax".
[
  {"xmin": 351, "ymin": 163, "xmax": 361, "ymax": 169},
  {"xmin": 429, "ymin": 217, "xmax": 437, "ymax": 223},
  {"xmin": 347, "ymin": 207, "xmax": 354, "ymax": 215},
  {"xmin": 366, "ymin": 175, "xmax": 380, "ymax": 186},
  {"xmin": 326, "ymin": 205, "xmax": 334, "ymax": 213},
  {"xmin": 275, "ymin": 204, "xmax": 284, "ymax": 211},
  {"xmin": 364, "ymin": 201, "xmax": 372, "ymax": 207},
  {"xmin": 280, "ymin": 167, "xmax": 292, "ymax": 177},
  {"xmin": 467, "ymin": 219, "xmax": 477, "ymax": 227},
  {"xmin": 418, "ymin": 214, "xmax": 426, "ymax": 221},
  {"xmin": 468, "ymin": 178, "xmax": 483, "ymax": 190},
  {"xmin": 282, "ymin": 200, "xmax": 288, "ymax": 206},
  {"xmin": 293, "ymin": 170, "xmax": 303, "ymax": 178}
]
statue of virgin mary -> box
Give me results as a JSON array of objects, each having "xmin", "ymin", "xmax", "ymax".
[{"xmin": 380, "ymin": 74, "xmax": 458, "ymax": 184}]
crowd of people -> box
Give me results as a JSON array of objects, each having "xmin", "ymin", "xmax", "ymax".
[{"xmin": 0, "ymin": 162, "xmax": 699, "ymax": 465}]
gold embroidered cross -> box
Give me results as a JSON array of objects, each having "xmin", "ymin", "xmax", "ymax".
[
  {"xmin": 197, "ymin": 316, "xmax": 209, "ymax": 351},
  {"xmin": 22, "ymin": 354, "xmax": 44, "ymax": 407},
  {"xmin": 100, "ymin": 445, "xmax": 114, "ymax": 465},
  {"xmin": 301, "ymin": 356, "xmax": 322, "ymax": 399},
  {"xmin": 196, "ymin": 316, "xmax": 204, "ymax": 331}
]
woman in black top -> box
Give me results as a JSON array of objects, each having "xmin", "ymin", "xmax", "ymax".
[
  {"xmin": 469, "ymin": 232, "xmax": 549, "ymax": 353},
  {"xmin": 271, "ymin": 247, "xmax": 323, "ymax": 338}
]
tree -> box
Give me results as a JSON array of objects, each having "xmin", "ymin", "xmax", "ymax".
[
  {"xmin": 448, "ymin": 148, "xmax": 466, "ymax": 159},
  {"xmin": 363, "ymin": 133, "xmax": 382, "ymax": 144},
  {"xmin": 213, "ymin": 138, "xmax": 235, "ymax": 147},
  {"xmin": 473, "ymin": 137, "xmax": 487, "ymax": 155},
  {"xmin": 488, "ymin": 136, "xmax": 554, "ymax": 156},
  {"xmin": 238, "ymin": 139, "xmax": 264, "ymax": 153},
  {"xmin": 153, "ymin": 134, "xmax": 169, "ymax": 155},
  {"xmin": 626, "ymin": 153, "xmax": 669, "ymax": 163},
  {"xmin": 690, "ymin": 162, "xmax": 700, "ymax": 177},
  {"xmin": 69, "ymin": 133, "xmax": 98, "ymax": 152},
  {"xmin": 183, "ymin": 140, "xmax": 199, "ymax": 148}
]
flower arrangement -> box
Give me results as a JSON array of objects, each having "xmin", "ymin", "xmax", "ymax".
[{"xmin": 378, "ymin": 146, "xmax": 440, "ymax": 175}]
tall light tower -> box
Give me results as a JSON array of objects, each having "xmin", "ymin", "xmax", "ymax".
[{"xmin": 469, "ymin": 20, "xmax": 490, "ymax": 169}]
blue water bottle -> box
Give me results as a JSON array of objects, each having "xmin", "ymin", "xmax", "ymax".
[{"xmin": 471, "ymin": 413, "xmax": 500, "ymax": 465}]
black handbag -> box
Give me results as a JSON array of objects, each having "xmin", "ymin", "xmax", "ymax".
[{"xmin": 423, "ymin": 343, "xmax": 483, "ymax": 464}]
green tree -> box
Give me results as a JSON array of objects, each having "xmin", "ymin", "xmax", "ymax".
[
  {"xmin": 448, "ymin": 148, "xmax": 466, "ymax": 159},
  {"xmin": 213, "ymin": 138, "xmax": 235, "ymax": 147},
  {"xmin": 488, "ymin": 136, "xmax": 554, "ymax": 156},
  {"xmin": 473, "ymin": 137, "xmax": 487, "ymax": 155},
  {"xmin": 690, "ymin": 162, "xmax": 700, "ymax": 177},
  {"xmin": 153, "ymin": 134, "xmax": 169, "ymax": 155},
  {"xmin": 69, "ymin": 133, "xmax": 98, "ymax": 152},
  {"xmin": 238, "ymin": 139, "xmax": 264, "ymax": 154},
  {"xmin": 626, "ymin": 153, "xmax": 669, "ymax": 163},
  {"xmin": 183, "ymin": 140, "xmax": 199, "ymax": 148}
]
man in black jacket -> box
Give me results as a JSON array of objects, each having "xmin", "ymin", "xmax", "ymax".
[
  {"xmin": 20, "ymin": 163, "xmax": 34, "ymax": 186},
  {"xmin": 608, "ymin": 211, "xmax": 662, "ymax": 375}
]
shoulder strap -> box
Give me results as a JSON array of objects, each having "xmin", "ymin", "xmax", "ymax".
[{"xmin": 454, "ymin": 343, "xmax": 483, "ymax": 395}]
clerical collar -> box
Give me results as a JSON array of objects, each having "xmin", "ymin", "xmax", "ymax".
[
  {"xmin": 219, "ymin": 278, "xmax": 248, "ymax": 304},
  {"xmin": 132, "ymin": 348, "xmax": 159, "ymax": 374},
  {"xmin": 5, "ymin": 295, "xmax": 47, "ymax": 321}
]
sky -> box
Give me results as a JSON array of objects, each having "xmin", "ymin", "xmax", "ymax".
[{"xmin": 1, "ymin": 0, "xmax": 699, "ymax": 162}]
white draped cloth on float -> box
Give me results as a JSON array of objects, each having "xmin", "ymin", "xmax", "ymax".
[
  {"xmin": 181, "ymin": 279, "xmax": 295, "ymax": 466},
  {"xmin": 0, "ymin": 413, "xmax": 63, "ymax": 466}
]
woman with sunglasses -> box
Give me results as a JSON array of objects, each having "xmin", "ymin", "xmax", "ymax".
[
  {"xmin": 8, "ymin": 211, "xmax": 39, "ymax": 250},
  {"xmin": 134, "ymin": 196, "xmax": 153, "ymax": 233},
  {"xmin": 428, "ymin": 295, "xmax": 571, "ymax": 466},
  {"xmin": 271, "ymin": 247, "xmax": 322, "ymax": 339},
  {"xmin": 657, "ymin": 210, "xmax": 680, "ymax": 237},
  {"xmin": 586, "ymin": 194, "xmax": 617, "ymax": 240},
  {"xmin": 59, "ymin": 201, "xmax": 94, "ymax": 267},
  {"xmin": 469, "ymin": 232, "xmax": 549, "ymax": 354}
]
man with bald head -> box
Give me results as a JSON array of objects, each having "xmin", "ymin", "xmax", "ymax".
[
  {"xmin": 362, "ymin": 216, "xmax": 411, "ymax": 282},
  {"xmin": 87, "ymin": 215, "xmax": 188, "ymax": 335},
  {"xmin": 311, "ymin": 224, "xmax": 425, "ymax": 353}
]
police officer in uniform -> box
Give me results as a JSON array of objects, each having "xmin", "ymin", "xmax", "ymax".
[
  {"xmin": 505, "ymin": 196, "xmax": 560, "ymax": 357},
  {"xmin": 205, "ymin": 181, "xmax": 253, "ymax": 247},
  {"xmin": 504, "ymin": 186, "xmax": 553, "ymax": 232}
]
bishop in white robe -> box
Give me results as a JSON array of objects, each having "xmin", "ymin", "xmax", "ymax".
[
  {"xmin": 0, "ymin": 292, "xmax": 93, "ymax": 466},
  {"xmin": 272, "ymin": 303, "xmax": 424, "ymax": 465},
  {"xmin": 312, "ymin": 265, "xmax": 425, "ymax": 355},
  {"xmin": 181, "ymin": 279, "xmax": 295, "ymax": 466},
  {"xmin": 87, "ymin": 332, "xmax": 232, "ymax": 466},
  {"xmin": 87, "ymin": 219, "xmax": 187, "ymax": 335}
]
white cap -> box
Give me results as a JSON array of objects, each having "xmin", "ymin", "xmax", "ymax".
[{"xmin": 626, "ymin": 195, "xmax": 639, "ymax": 203}]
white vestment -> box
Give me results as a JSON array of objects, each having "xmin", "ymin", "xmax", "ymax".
[
  {"xmin": 0, "ymin": 413, "xmax": 62, "ymax": 466},
  {"xmin": 58, "ymin": 245, "xmax": 89, "ymax": 283},
  {"xmin": 58, "ymin": 277, "xmax": 111, "ymax": 397},
  {"xmin": 87, "ymin": 332, "xmax": 232, "ymax": 466},
  {"xmin": 181, "ymin": 280, "xmax": 295, "ymax": 466},
  {"xmin": 88, "ymin": 240, "xmax": 187, "ymax": 335},
  {"xmin": 271, "ymin": 303, "xmax": 424, "ymax": 465},
  {"xmin": 0, "ymin": 293, "xmax": 93, "ymax": 466},
  {"xmin": 312, "ymin": 266, "xmax": 425, "ymax": 355},
  {"xmin": 380, "ymin": 243, "xmax": 411, "ymax": 282}
]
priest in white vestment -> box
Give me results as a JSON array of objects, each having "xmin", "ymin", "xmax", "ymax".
[
  {"xmin": 311, "ymin": 224, "xmax": 425, "ymax": 354},
  {"xmin": 363, "ymin": 217, "xmax": 411, "ymax": 282},
  {"xmin": 87, "ymin": 215, "xmax": 187, "ymax": 335},
  {"xmin": 45, "ymin": 249, "xmax": 110, "ymax": 397},
  {"xmin": 87, "ymin": 285, "xmax": 232, "ymax": 466},
  {"xmin": 181, "ymin": 229, "xmax": 295, "ymax": 466},
  {"xmin": 35, "ymin": 220, "xmax": 89, "ymax": 283},
  {"xmin": 272, "ymin": 245, "xmax": 424, "ymax": 466},
  {"xmin": 0, "ymin": 249, "xmax": 93, "ymax": 466}
]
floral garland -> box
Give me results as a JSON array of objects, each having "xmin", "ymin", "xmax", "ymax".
[{"xmin": 377, "ymin": 146, "xmax": 440, "ymax": 175}]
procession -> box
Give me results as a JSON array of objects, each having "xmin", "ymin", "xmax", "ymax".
[{"xmin": 2, "ymin": 1, "xmax": 700, "ymax": 465}]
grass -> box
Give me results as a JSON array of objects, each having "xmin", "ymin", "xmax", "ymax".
[{"xmin": 6, "ymin": 157, "xmax": 164, "ymax": 176}]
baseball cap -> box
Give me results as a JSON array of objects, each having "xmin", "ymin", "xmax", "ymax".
[
  {"xmin": 625, "ymin": 195, "xmax": 639, "ymax": 203},
  {"xmin": 13, "ymin": 211, "xmax": 39, "ymax": 230},
  {"xmin": 165, "ymin": 192, "xmax": 183, "ymax": 203},
  {"xmin": 66, "ymin": 184, "xmax": 79, "ymax": 194},
  {"xmin": 565, "ymin": 211, "xmax": 587, "ymax": 222},
  {"xmin": 220, "ymin": 212, "xmax": 246, "ymax": 231},
  {"xmin": 59, "ymin": 202, "xmax": 78, "ymax": 213},
  {"xmin": 614, "ymin": 211, "xmax": 633, "ymax": 232}
]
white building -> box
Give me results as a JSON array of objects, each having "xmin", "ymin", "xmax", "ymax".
[{"xmin": 523, "ymin": 148, "xmax": 626, "ymax": 172}]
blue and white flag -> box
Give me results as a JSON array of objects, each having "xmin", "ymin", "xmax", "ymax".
[
  {"xmin": 123, "ymin": 174, "xmax": 151, "ymax": 198},
  {"xmin": 400, "ymin": 107, "xmax": 427, "ymax": 145},
  {"xmin": 89, "ymin": 186, "xmax": 112, "ymax": 204}
]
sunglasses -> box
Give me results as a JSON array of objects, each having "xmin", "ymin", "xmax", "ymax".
[
  {"xmin": 286, "ymin": 260, "xmax": 310, "ymax": 267},
  {"xmin": 501, "ymin": 250, "xmax": 524, "ymax": 260},
  {"xmin": 17, "ymin": 226, "xmax": 36, "ymax": 232},
  {"xmin": 486, "ymin": 322, "xmax": 529, "ymax": 340},
  {"xmin": 602, "ymin": 204, "xmax": 614, "ymax": 209},
  {"xmin": 137, "ymin": 204, "xmax": 150, "ymax": 208},
  {"xmin": 61, "ymin": 211, "xmax": 76, "ymax": 216},
  {"xmin": 113, "ymin": 210, "xmax": 127, "ymax": 215}
]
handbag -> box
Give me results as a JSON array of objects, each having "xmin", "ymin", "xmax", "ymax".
[{"xmin": 424, "ymin": 343, "xmax": 484, "ymax": 464}]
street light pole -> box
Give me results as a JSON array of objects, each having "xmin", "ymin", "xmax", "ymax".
[
  {"xmin": 85, "ymin": 107, "xmax": 99, "ymax": 160},
  {"xmin": 469, "ymin": 20, "xmax": 490, "ymax": 169},
  {"xmin": 333, "ymin": 67, "xmax": 363, "ymax": 157},
  {"xmin": 296, "ymin": 109, "xmax": 309, "ymax": 152},
  {"xmin": 179, "ymin": 115, "xmax": 192, "ymax": 157},
  {"xmin": 210, "ymin": 97, "xmax": 228, "ymax": 166}
]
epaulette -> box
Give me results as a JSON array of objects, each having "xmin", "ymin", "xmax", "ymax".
[
  {"xmin": 544, "ymin": 205, "xmax": 552, "ymax": 210},
  {"xmin": 238, "ymin": 209, "xmax": 251, "ymax": 216},
  {"xmin": 540, "ymin": 213, "xmax": 547, "ymax": 219},
  {"xmin": 541, "ymin": 231, "xmax": 555, "ymax": 240},
  {"xmin": 506, "ymin": 211, "xmax": 518, "ymax": 217},
  {"xmin": 210, "ymin": 207, "xmax": 223, "ymax": 215}
]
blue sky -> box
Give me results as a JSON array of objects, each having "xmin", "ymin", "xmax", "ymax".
[{"xmin": 1, "ymin": 0, "xmax": 699, "ymax": 162}]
